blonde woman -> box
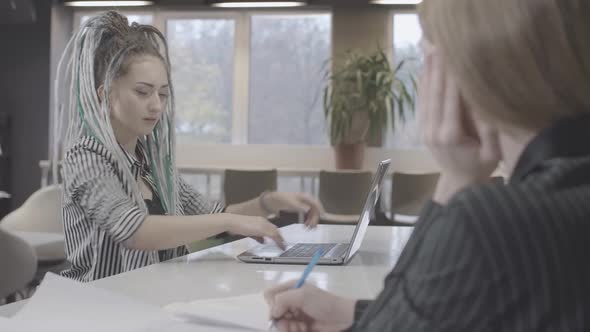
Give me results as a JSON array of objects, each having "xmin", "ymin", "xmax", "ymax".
[
  {"xmin": 54, "ymin": 11, "xmax": 323, "ymax": 282},
  {"xmin": 265, "ymin": 0, "xmax": 590, "ymax": 331}
]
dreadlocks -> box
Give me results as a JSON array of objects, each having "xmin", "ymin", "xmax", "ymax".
[{"xmin": 53, "ymin": 11, "xmax": 178, "ymax": 214}]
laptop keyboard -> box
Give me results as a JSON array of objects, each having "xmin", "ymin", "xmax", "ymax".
[{"xmin": 280, "ymin": 243, "xmax": 337, "ymax": 258}]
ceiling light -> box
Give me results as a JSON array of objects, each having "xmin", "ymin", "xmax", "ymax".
[
  {"xmin": 210, "ymin": 1, "xmax": 306, "ymax": 8},
  {"xmin": 370, "ymin": 0, "xmax": 422, "ymax": 4},
  {"xmin": 64, "ymin": 1, "xmax": 154, "ymax": 7}
]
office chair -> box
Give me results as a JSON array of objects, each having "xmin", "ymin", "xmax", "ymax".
[
  {"xmin": 0, "ymin": 229, "xmax": 37, "ymax": 303},
  {"xmin": 318, "ymin": 170, "xmax": 372, "ymax": 216},
  {"xmin": 390, "ymin": 172, "xmax": 440, "ymax": 223},
  {"xmin": 223, "ymin": 169, "xmax": 278, "ymax": 205}
]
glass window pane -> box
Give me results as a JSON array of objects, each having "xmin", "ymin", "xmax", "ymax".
[
  {"xmin": 389, "ymin": 13, "xmax": 423, "ymax": 148},
  {"xmin": 277, "ymin": 176, "xmax": 315, "ymax": 194},
  {"xmin": 167, "ymin": 19, "xmax": 235, "ymax": 144},
  {"xmin": 393, "ymin": 13, "xmax": 422, "ymax": 84},
  {"xmin": 180, "ymin": 173, "xmax": 222, "ymax": 202},
  {"xmin": 249, "ymin": 14, "xmax": 331, "ymax": 145}
]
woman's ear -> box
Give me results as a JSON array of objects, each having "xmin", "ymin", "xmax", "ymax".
[{"xmin": 97, "ymin": 85, "xmax": 105, "ymax": 103}]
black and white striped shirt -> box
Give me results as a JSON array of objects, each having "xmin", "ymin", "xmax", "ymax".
[
  {"xmin": 350, "ymin": 115, "xmax": 590, "ymax": 331},
  {"xmin": 60, "ymin": 136, "xmax": 224, "ymax": 282}
]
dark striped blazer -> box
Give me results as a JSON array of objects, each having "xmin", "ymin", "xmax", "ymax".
[
  {"xmin": 351, "ymin": 116, "xmax": 590, "ymax": 331},
  {"xmin": 60, "ymin": 136, "xmax": 223, "ymax": 282}
]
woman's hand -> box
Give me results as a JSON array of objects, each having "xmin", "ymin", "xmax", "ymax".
[
  {"xmin": 225, "ymin": 214, "xmax": 286, "ymax": 249},
  {"xmin": 262, "ymin": 192, "xmax": 324, "ymax": 228},
  {"xmin": 264, "ymin": 280, "xmax": 356, "ymax": 332},
  {"xmin": 417, "ymin": 44, "xmax": 501, "ymax": 204}
]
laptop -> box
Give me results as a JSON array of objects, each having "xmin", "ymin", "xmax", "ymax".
[{"xmin": 237, "ymin": 159, "xmax": 391, "ymax": 265}]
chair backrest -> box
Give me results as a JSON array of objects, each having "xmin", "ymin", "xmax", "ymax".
[
  {"xmin": 1, "ymin": 184, "xmax": 63, "ymax": 233},
  {"xmin": 391, "ymin": 172, "xmax": 440, "ymax": 216},
  {"xmin": 319, "ymin": 170, "xmax": 372, "ymax": 215},
  {"xmin": 0, "ymin": 229, "xmax": 37, "ymax": 299},
  {"xmin": 223, "ymin": 169, "xmax": 278, "ymax": 205}
]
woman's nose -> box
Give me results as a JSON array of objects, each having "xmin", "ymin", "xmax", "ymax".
[{"xmin": 149, "ymin": 93, "xmax": 164, "ymax": 114}]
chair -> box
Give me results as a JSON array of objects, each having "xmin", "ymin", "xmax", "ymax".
[
  {"xmin": 318, "ymin": 170, "xmax": 372, "ymax": 215},
  {"xmin": 390, "ymin": 172, "xmax": 440, "ymax": 222},
  {"xmin": 0, "ymin": 185, "xmax": 65, "ymax": 262},
  {"xmin": 187, "ymin": 169, "xmax": 279, "ymax": 253},
  {"xmin": 0, "ymin": 229, "xmax": 37, "ymax": 301},
  {"xmin": 223, "ymin": 169, "xmax": 278, "ymax": 205}
]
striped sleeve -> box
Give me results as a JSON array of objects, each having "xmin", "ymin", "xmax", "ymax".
[
  {"xmin": 177, "ymin": 175, "xmax": 225, "ymax": 215},
  {"xmin": 353, "ymin": 201, "xmax": 496, "ymax": 332},
  {"xmin": 63, "ymin": 144, "xmax": 147, "ymax": 244}
]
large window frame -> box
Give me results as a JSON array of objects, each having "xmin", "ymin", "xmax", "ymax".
[
  {"xmin": 73, "ymin": 9, "xmax": 331, "ymax": 147},
  {"xmin": 63, "ymin": 8, "xmax": 433, "ymax": 175},
  {"xmin": 46, "ymin": 7, "xmax": 439, "ymax": 201}
]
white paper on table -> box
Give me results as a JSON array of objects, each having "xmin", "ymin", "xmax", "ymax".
[
  {"xmin": 9, "ymin": 272, "xmax": 195, "ymax": 332},
  {"xmin": 0, "ymin": 316, "xmax": 28, "ymax": 331},
  {"xmin": 0, "ymin": 316, "xmax": 13, "ymax": 325},
  {"xmin": 3, "ymin": 273, "xmax": 260, "ymax": 332},
  {"xmin": 164, "ymin": 293, "xmax": 271, "ymax": 331}
]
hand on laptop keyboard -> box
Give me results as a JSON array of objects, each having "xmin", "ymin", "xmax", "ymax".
[{"xmin": 226, "ymin": 215, "xmax": 286, "ymax": 250}]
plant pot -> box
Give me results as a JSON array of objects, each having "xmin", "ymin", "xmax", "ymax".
[{"xmin": 333, "ymin": 143, "xmax": 365, "ymax": 169}]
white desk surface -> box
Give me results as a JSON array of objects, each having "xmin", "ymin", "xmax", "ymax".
[{"xmin": 0, "ymin": 224, "xmax": 413, "ymax": 318}]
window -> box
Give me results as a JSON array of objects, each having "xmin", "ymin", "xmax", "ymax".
[
  {"xmin": 166, "ymin": 19, "xmax": 235, "ymax": 144},
  {"xmin": 248, "ymin": 14, "xmax": 331, "ymax": 145},
  {"xmin": 74, "ymin": 10, "xmax": 331, "ymax": 147},
  {"xmin": 393, "ymin": 13, "xmax": 422, "ymax": 86},
  {"xmin": 388, "ymin": 12, "xmax": 423, "ymax": 148}
]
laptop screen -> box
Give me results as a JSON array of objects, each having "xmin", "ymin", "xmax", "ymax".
[{"xmin": 344, "ymin": 159, "xmax": 391, "ymax": 262}]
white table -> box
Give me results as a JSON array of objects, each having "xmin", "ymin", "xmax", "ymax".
[{"xmin": 0, "ymin": 224, "xmax": 413, "ymax": 317}]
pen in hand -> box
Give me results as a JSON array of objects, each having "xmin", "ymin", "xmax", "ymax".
[{"xmin": 268, "ymin": 249, "xmax": 324, "ymax": 331}]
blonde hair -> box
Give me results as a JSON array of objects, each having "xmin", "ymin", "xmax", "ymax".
[
  {"xmin": 419, "ymin": 0, "xmax": 590, "ymax": 130},
  {"xmin": 53, "ymin": 11, "xmax": 178, "ymax": 214}
]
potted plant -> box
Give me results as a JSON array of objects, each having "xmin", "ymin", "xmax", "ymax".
[{"xmin": 324, "ymin": 48, "xmax": 415, "ymax": 169}]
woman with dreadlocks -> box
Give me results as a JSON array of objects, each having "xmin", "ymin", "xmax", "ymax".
[{"xmin": 53, "ymin": 11, "xmax": 323, "ymax": 282}]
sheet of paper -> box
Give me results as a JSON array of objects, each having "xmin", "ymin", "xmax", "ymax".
[
  {"xmin": 0, "ymin": 316, "xmax": 26, "ymax": 330},
  {"xmin": 9, "ymin": 273, "xmax": 193, "ymax": 332},
  {"xmin": 3, "ymin": 273, "xmax": 261, "ymax": 332},
  {"xmin": 164, "ymin": 293, "xmax": 271, "ymax": 331}
]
